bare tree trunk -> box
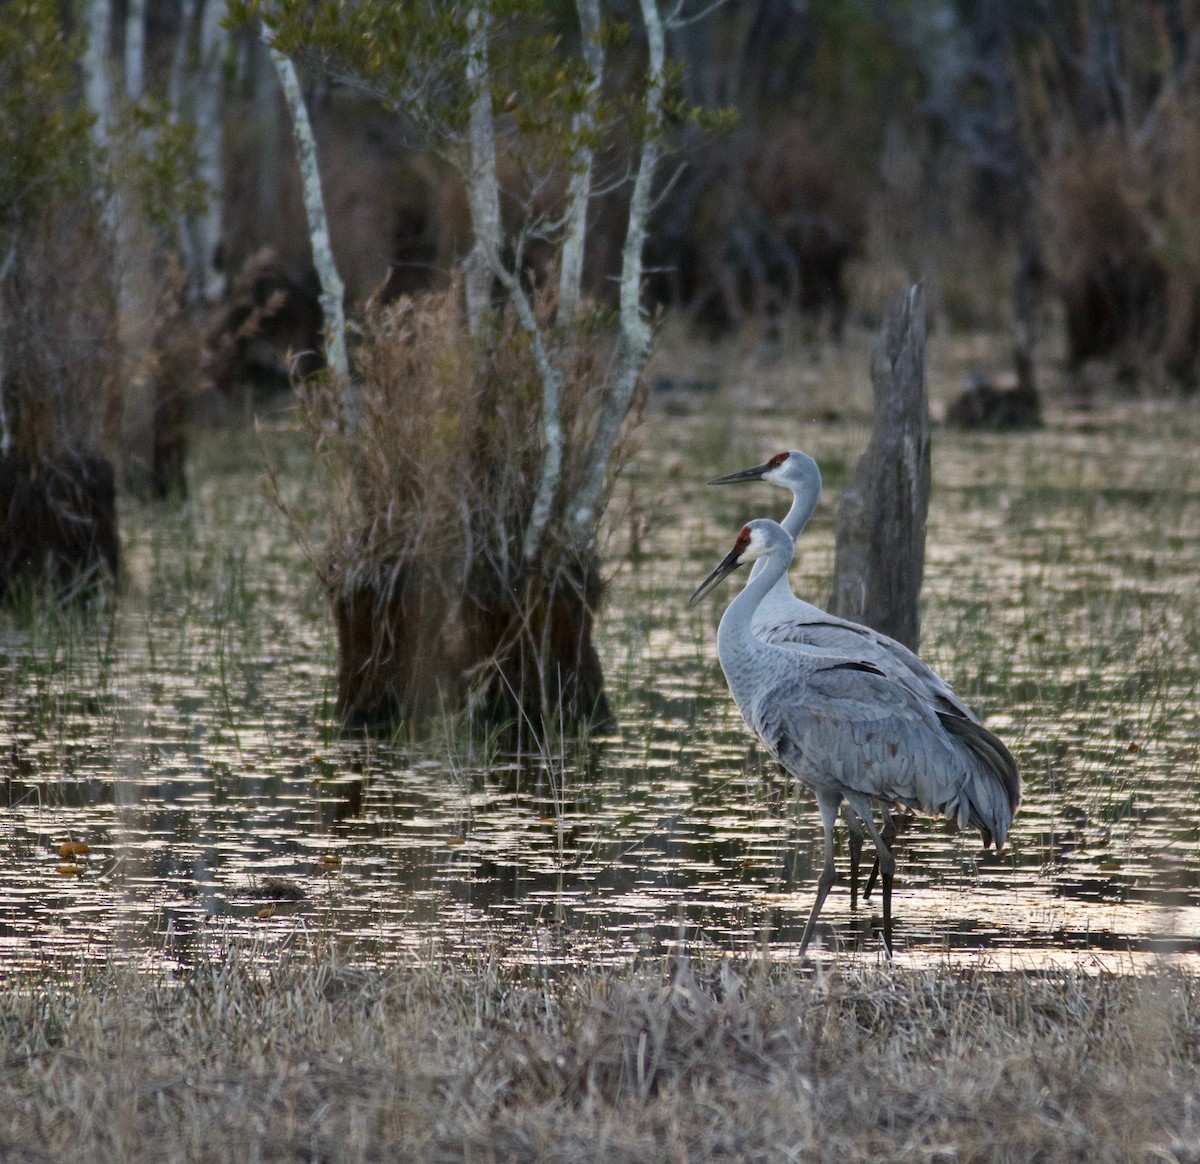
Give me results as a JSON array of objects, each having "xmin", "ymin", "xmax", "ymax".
[
  {"xmin": 168, "ymin": 0, "xmax": 200, "ymax": 282},
  {"xmin": 829, "ymin": 283, "xmax": 930, "ymax": 651},
  {"xmin": 1012, "ymin": 215, "xmax": 1040, "ymax": 403},
  {"xmin": 567, "ymin": 0, "xmax": 665, "ymax": 547},
  {"xmin": 124, "ymin": 0, "xmax": 146, "ymax": 101},
  {"xmin": 191, "ymin": 0, "xmax": 229, "ymax": 300},
  {"xmin": 83, "ymin": 0, "xmax": 156, "ymax": 490},
  {"xmin": 82, "ymin": 0, "xmax": 116, "ymax": 204},
  {"xmin": 464, "ymin": 2, "xmax": 502, "ymax": 337},
  {"xmin": 261, "ymin": 20, "xmax": 351, "ymax": 408},
  {"xmin": 556, "ymin": 0, "xmax": 603, "ymax": 327}
]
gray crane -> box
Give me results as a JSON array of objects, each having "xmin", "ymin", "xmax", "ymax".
[
  {"xmin": 708, "ymin": 450, "xmax": 971, "ymax": 716},
  {"xmin": 709, "ymin": 449, "xmax": 987, "ymax": 896},
  {"xmin": 690, "ymin": 519, "xmax": 1021, "ymax": 955}
]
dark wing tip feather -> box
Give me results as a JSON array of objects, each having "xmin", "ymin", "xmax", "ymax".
[
  {"xmin": 937, "ymin": 712, "xmax": 1022, "ymax": 843},
  {"xmin": 826, "ymin": 660, "xmax": 887, "ymax": 678}
]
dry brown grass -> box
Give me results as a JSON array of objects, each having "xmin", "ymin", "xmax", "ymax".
[
  {"xmin": 314, "ymin": 280, "xmax": 616, "ymax": 597},
  {"xmin": 300, "ymin": 279, "xmax": 637, "ymax": 727},
  {"xmin": 3, "ymin": 945, "xmax": 1198, "ymax": 1162}
]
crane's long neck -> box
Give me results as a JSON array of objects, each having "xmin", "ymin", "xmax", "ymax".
[
  {"xmin": 748, "ymin": 485, "xmax": 815, "ymax": 583},
  {"xmin": 717, "ymin": 545, "xmax": 791, "ymax": 702},
  {"xmin": 780, "ymin": 484, "xmax": 817, "ymax": 542}
]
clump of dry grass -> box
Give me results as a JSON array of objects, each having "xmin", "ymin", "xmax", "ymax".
[
  {"xmin": 315, "ymin": 280, "xmax": 612, "ymax": 596},
  {"xmin": 1035, "ymin": 89, "xmax": 1200, "ymax": 393},
  {"xmin": 303, "ymin": 280, "xmax": 632, "ymax": 728},
  {"xmin": 4, "ymin": 945, "xmax": 1198, "ymax": 1162}
]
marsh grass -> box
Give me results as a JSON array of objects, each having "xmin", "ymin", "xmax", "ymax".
[
  {"xmin": 5, "ymin": 362, "xmax": 1200, "ymax": 1158},
  {"xmin": 3, "ymin": 942, "xmax": 1200, "ymax": 1162},
  {"xmin": 297, "ymin": 280, "xmax": 637, "ymax": 730}
]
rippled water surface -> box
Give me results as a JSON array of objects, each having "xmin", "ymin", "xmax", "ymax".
[{"xmin": 3, "ymin": 392, "xmax": 1199, "ymax": 975}]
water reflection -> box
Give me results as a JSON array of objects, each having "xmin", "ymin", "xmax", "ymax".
[{"xmin": 2, "ymin": 407, "xmax": 1200, "ymax": 975}]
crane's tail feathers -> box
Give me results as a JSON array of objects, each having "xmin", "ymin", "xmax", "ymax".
[{"xmin": 937, "ymin": 713, "xmax": 1022, "ymax": 848}]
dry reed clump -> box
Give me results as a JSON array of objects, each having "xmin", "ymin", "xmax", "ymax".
[
  {"xmin": 203, "ymin": 247, "xmax": 324, "ymax": 401},
  {"xmin": 3, "ymin": 947, "xmax": 1199, "ymax": 1162},
  {"xmin": 309, "ymin": 280, "xmax": 622, "ymax": 728},
  {"xmin": 321, "ymin": 281, "xmax": 610, "ymax": 591},
  {"xmin": 1039, "ymin": 95, "xmax": 1200, "ymax": 392}
]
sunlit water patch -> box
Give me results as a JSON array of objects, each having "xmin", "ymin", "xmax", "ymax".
[{"xmin": 2, "ymin": 406, "xmax": 1200, "ymax": 976}]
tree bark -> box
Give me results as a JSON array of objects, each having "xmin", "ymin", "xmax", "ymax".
[
  {"xmin": 262, "ymin": 20, "xmax": 351, "ymax": 404},
  {"xmin": 463, "ymin": 2, "xmax": 502, "ymax": 337},
  {"xmin": 556, "ymin": 0, "xmax": 603, "ymax": 327},
  {"xmin": 82, "ymin": 0, "xmax": 116, "ymax": 198},
  {"xmin": 83, "ymin": 0, "xmax": 156, "ymax": 492},
  {"xmin": 124, "ymin": 0, "xmax": 146, "ymax": 101},
  {"xmin": 567, "ymin": 0, "xmax": 664, "ymax": 546},
  {"xmin": 829, "ymin": 283, "xmax": 930, "ymax": 651},
  {"xmin": 191, "ymin": 0, "xmax": 229, "ymax": 300}
]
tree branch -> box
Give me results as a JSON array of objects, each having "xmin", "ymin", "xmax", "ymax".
[
  {"xmin": 567, "ymin": 0, "xmax": 665, "ymax": 546},
  {"xmin": 464, "ymin": 2, "xmax": 502, "ymax": 337},
  {"xmin": 261, "ymin": 18, "xmax": 352, "ymax": 417},
  {"xmin": 557, "ymin": 0, "xmax": 603, "ymax": 327}
]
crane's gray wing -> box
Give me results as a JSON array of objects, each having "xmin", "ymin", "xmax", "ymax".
[
  {"xmin": 759, "ymin": 613, "xmax": 976, "ymax": 720},
  {"xmin": 936, "ymin": 712, "xmax": 1022, "ymax": 846},
  {"xmin": 749, "ymin": 658, "xmax": 1009, "ymax": 838}
]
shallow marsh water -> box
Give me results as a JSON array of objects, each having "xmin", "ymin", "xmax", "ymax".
[{"xmin": 3, "ymin": 372, "xmax": 1199, "ymax": 977}]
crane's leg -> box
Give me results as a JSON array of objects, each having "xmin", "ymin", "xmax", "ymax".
[
  {"xmin": 799, "ymin": 793, "xmax": 842, "ymax": 957},
  {"xmin": 845, "ymin": 795, "xmax": 897, "ymax": 956},
  {"xmin": 862, "ymin": 808, "xmax": 896, "ymax": 900},
  {"xmin": 843, "ymin": 805, "xmax": 864, "ymax": 911}
]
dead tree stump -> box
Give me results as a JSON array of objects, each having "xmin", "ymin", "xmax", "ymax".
[
  {"xmin": 332, "ymin": 551, "xmax": 611, "ymax": 735},
  {"xmin": 828, "ymin": 283, "xmax": 930, "ymax": 651}
]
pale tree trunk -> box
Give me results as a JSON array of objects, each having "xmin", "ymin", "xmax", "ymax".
[
  {"xmin": 829, "ymin": 283, "xmax": 930, "ymax": 651},
  {"xmin": 567, "ymin": 0, "xmax": 665, "ymax": 546},
  {"xmin": 124, "ymin": 0, "xmax": 146, "ymax": 101},
  {"xmin": 191, "ymin": 0, "xmax": 229, "ymax": 299},
  {"xmin": 82, "ymin": 0, "xmax": 116, "ymax": 203},
  {"xmin": 464, "ymin": 2, "xmax": 503, "ymax": 336},
  {"xmin": 261, "ymin": 20, "xmax": 351, "ymax": 412},
  {"xmin": 556, "ymin": 0, "xmax": 603, "ymax": 327},
  {"xmin": 83, "ymin": 0, "xmax": 157, "ymax": 488},
  {"xmin": 458, "ymin": 1, "xmax": 562, "ymax": 565},
  {"xmin": 253, "ymin": 42, "xmax": 284, "ymax": 249},
  {"xmin": 168, "ymin": 0, "xmax": 200, "ymax": 280}
]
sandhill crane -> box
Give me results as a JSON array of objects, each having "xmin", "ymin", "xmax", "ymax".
[
  {"xmin": 690, "ymin": 519, "xmax": 1020, "ymax": 955},
  {"xmin": 708, "ymin": 450, "xmax": 973, "ymax": 716},
  {"xmin": 709, "ymin": 450, "xmax": 986, "ymax": 895}
]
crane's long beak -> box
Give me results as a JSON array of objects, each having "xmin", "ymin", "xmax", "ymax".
[
  {"xmin": 707, "ymin": 460, "xmax": 772, "ymax": 485},
  {"xmin": 688, "ymin": 545, "xmax": 746, "ymax": 605}
]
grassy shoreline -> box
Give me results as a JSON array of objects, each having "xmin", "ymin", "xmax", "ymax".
[{"xmin": 4, "ymin": 943, "xmax": 1198, "ymax": 1162}]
